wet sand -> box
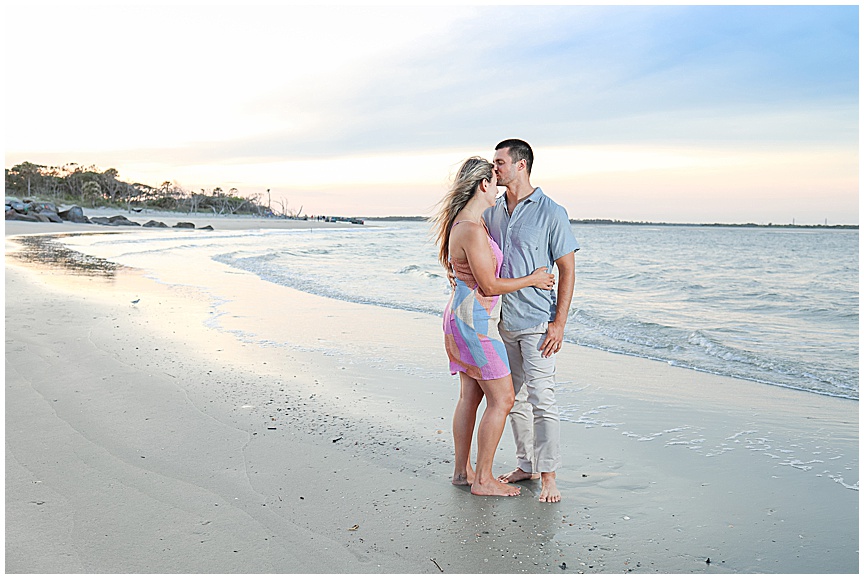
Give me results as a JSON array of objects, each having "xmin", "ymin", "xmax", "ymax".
[{"xmin": 5, "ymin": 214, "xmax": 858, "ymax": 573}]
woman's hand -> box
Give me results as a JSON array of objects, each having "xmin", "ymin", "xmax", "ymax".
[{"xmin": 530, "ymin": 267, "xmax": 555, "ymax": 290}]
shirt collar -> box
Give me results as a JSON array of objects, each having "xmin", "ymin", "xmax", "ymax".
[
  {"xmin": 497, "ymin": 186, "xmax": 545, "ymax": 208},
  {"xmin": 524, "ymin": 187, "xmax": 545, "ymax": 204}
]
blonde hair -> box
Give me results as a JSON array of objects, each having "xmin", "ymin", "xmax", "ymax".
[{"xmin": 430, "ymin": 156, "xmax": 494, "ymax": 276}]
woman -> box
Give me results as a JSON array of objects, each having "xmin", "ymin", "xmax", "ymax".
[{"xmin": 432, "ymin": 157, "xmax": 555, "ymax": 497}]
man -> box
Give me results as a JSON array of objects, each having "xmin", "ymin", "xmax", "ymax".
[{"xmin": 483, "ymin": 139, "xmax": 579, "ymax": 503}]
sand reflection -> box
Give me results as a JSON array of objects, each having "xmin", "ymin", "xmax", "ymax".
[{"xmin": 9, "ymin": 233, "xmax": 127, "ymax": 278}]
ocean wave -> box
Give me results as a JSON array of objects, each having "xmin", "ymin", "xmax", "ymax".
[
  {"xmin": 566, "ymin": 310, "xmax": 858, "ymax": 400},
  {"xmin": 395, "ymin": 265, "xmax": 442, "ymax": 279},
  {"xmin": 212, "ymin": 251, "xmax": 444, "ymax": 319}
]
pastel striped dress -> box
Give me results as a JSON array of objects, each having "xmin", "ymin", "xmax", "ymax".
[{"xmin": 442, "ymin": 222, "xmax": 511, "ymax": 380}]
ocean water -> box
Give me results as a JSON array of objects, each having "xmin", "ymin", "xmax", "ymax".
[
  {"xmin": 58, "ymin": 220, "xmax": 859, "ymax": 401},
  {"xmin": 207, "ymin": 221, "xmax": 858, "ymax": 401}
]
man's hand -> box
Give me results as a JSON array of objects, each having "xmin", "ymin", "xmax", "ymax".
[
  {"xmin": 540, "ymin": 320, "xmax": 565, "ymax": 358},
  {"xmin": 540, "ymin": 251, "xmax": 575, "ymax": 358}
]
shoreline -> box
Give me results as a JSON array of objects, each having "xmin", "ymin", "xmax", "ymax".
[{"xmin": 5, "ymin": 221, "xmax": 858, "ymax": 573}]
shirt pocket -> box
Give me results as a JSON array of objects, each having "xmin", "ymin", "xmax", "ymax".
[{"xmin": 513, "ymin": 224, "xmax": 544, "ymax": 254}]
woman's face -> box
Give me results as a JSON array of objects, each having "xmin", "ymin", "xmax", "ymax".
[{"xmin": 481, "ymin": 172, "xmax": 498, "ymax": 206}]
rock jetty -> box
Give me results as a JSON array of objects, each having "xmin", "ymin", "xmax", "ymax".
[{"xmin": 5, "ymin": 199, "xmax": 214, "ymax": 230}]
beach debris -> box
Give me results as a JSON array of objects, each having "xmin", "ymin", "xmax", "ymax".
[
  {"xmin": 348, "ymin": 524, "xmax": 359, "ymax": 531},
  {"xmin": 705, "ymin": 558, "xmax": 711, "ymax": 565},
  {"xmin": 131, "ymin": 298, "xmax": 140, "ymax": 304},
  {"xmin": 430, "ymin": 559, "xmax": 444, "ymax": 572},
  {"xmin": 332, "ymin": 436, "xmax": 343, "ymax": 443},
  {"xmin": 559, "ymin": 562, "xmax": 567, "ymax": 570}
]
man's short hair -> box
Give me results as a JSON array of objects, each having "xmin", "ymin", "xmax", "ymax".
[{"xmin": 495, "ymin": 139, "xmax": 534, "ymax": 175}]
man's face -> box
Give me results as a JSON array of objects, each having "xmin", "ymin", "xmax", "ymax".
[{"xmin": 493, "ymin": 147, "xmax": 518, "ymax": 186}]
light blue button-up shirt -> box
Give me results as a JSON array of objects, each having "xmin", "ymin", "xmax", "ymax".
[{"xmin": 484, "ymin": 187, "xmax": 579, "ymax": 332}]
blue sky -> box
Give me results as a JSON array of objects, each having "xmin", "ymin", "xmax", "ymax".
[{"xmin": 5, "ymin": 4, "xmax": 859, "ymax": 223}]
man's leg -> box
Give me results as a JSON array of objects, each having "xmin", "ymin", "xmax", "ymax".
[
  {"xmin": 497, "ymin": 324, "xmax": 539, "ymax": 482},
  {"xmin": 518, "ymin": 323, "xmax": 561, "ymax": 501}
]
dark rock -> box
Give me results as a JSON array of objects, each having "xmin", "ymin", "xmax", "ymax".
[
  {"xmin": 58, "ymin": 206, "xmax": 89, "ymax": 223},
  {"xmin": 91, "ymin": 215, "xmax": 140, "ymax": 226},
  {"xmin": 6, "ymin": 210, "xmax": 39, "ymax": 222},
  {"xmin": 33, "ymin": 213, "xmax": 53, "ymax": 223},
  {"xmin": 29, "ymin": 202, "xmax": 59, "ymax": 214},
  {"xmin": 5, "ymin": 197, "xmax": 25, "ymax": 213},
  {"xmin": 197, "ymin": 225, "xmax": 214, "ymax": 230},
  {"xmin": 38, "ymin": 211, "xmax": 64, "ymax": 223},
  {"xmin": 143, "ymin": 220, "xmax": 168, "ymax": 228},
  {"xmin": 107, "ymin": 215, "xmax": 140, "ymax": 226},
  {"xmin": 111, "ymin": 215, "xmax": 141, "ymax": 227},
  {"xmin": 173, "ymin": 222, "xmax": 195, "ymax": 229}
]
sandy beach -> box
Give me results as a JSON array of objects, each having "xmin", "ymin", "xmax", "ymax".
[{"xmin": 5, "ymin": 211, "xmax": 858, "ymax": 573}]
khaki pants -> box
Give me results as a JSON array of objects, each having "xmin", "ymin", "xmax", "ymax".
[{"xmin": 499, "ymin": 321, "xmax": 561, "ymax": 473}]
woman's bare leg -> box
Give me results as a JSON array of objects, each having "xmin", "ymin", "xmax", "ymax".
[
  {"xmin": 471, "ymin": 376, "xmax": 520, "ymax": 496},
  {"xmin": 452, "ymin": 372, "xmax": 482, "ymax": 485}
]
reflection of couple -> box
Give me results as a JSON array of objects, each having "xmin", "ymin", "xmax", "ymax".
[{"xmin": 434, "ymin": 139, "xmax": 579, "ymax": 501}]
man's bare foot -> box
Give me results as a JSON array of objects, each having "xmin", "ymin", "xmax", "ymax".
[
  {"xmin": 538, "ymin": 472, "xmax": 561, "ymax": 503},
  {"xmin": 471, "ymin": 478, "xmax": 521, "ymax": 497},
  {"xmin": 497, "ymin": 468, "xmax": 541, "ymax": 483}
]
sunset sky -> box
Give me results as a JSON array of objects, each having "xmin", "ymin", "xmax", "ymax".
[{"xmin": 5, "ymin": 4, "xmax": 859, "ymax": 224}]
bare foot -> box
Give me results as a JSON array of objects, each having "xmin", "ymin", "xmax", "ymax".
[
  {"xmin": 451, "ymin": 473, "xmax": 470, "ymax": 486},
  {"xmin": 538, "ymin": 472, "xmax": 561, "ymax": 503},
  {"xmin": 452, "ymin": 462, "xmax": 476, "ymax": 486},
  {"xmin": 497, "ymin": 468, "xmax": 541, "ymax": 483},
  {"xmin": 471, "ymin": 478, "xmax": 521, "ymax": 497}
]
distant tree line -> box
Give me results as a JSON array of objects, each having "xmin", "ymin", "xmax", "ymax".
[{"xmin": 5, "ymin": 161, "xmax": 300, "ymax": 217}]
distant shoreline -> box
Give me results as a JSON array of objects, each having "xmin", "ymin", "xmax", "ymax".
[{"xmin": 364, "ymin": 216, "xmax": 859, "ymax": 229}]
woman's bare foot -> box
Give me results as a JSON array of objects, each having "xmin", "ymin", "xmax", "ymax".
[
  {"xmin": 497, "ymin": 467, "xmax": 541, "ymax": 483},
  {"xmin": 471, "ymin": 477, "xmax": 521, "ymax": 497},
  {"xmin": 452, "ymin": 461, "xmax": 476, "ymax": 486},
  {"xmin": 538, "ymin": 472, "xmax": 561, "ymax": 502}
]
